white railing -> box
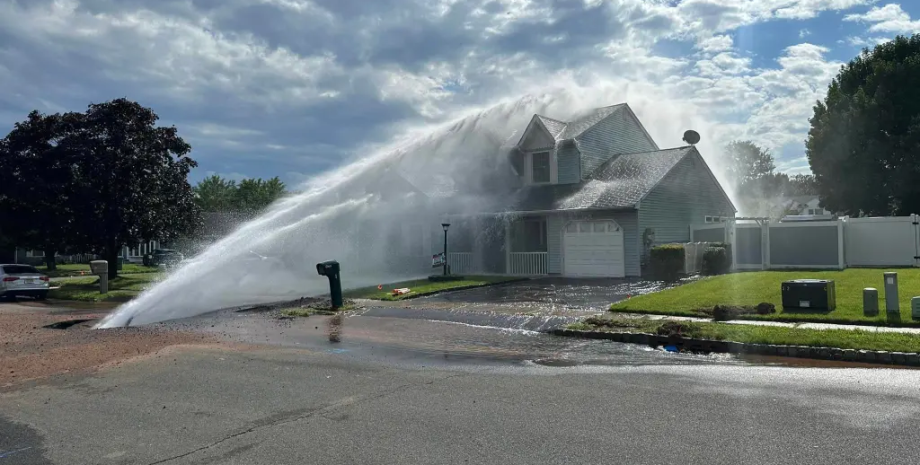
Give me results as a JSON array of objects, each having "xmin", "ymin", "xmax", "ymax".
[
  {"xmin": 509, "ymin": 252, "xmax": 548, "ymax": 275},
  {"xmin": 448, "ymin": 252, "xmax": 473, "ymax": 274}
]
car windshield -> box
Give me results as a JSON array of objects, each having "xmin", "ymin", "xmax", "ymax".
[{"xmin": 2, "ymin": 265, "xmax": 40, "ymax": 274}]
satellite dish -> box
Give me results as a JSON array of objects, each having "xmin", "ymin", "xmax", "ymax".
[{"xmin": 683, "ymin": 130, "xmax": 701, "ymax": 145}]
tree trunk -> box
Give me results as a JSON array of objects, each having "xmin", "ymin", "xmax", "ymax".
[
  {"xmin": 44, "ymin": 247, "xmax": 57, "ymax": 271},
  {"xmin": 105, "ymin": 239, "xmax": 120, "ymax": 279}
]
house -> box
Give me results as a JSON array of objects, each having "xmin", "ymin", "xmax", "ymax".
[
  {"xmin": 431, "ymin": 103, "xmax": 737, "ymax": 278},
  {"xmin": 783, "ymin": 195, "xmax": 832, "ymax": 216}
]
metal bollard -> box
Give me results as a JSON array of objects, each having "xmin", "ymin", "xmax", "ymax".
[
  {"xmin": 863, "ymin": 288, "xmax": 879, "ymax": 317},
  {"xmin": 884, "ymin": 272, "xmax": 899, "ymax": 315}
]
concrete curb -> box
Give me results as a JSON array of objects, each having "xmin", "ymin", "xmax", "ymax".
[
  {"xmin": 367, "ymin": 278, "xmax": 531, "ymax": 301},
  {"xmin": 548, "ymin": 329, "xmax": 920, "ymax": 367}
]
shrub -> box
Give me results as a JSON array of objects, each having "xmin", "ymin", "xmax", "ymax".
[
  {"xmin": 702, "ymin": 245, "xmax": 731, "ymax": 275},
  {"xmin": 650, "ymin": 244, "xmax": 685, "ymax": 280}
]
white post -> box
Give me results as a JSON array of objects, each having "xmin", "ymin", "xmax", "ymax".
[
  {"xmin": 762, "ymin": 220, "xmax": 770, "ymax": 270},
  {"xmin": 504, "ymin": 217, "xmax": 511, "ymax": 275},
  {"xmin": 913, "ymin": 213, "xmax": 920, "ymax": 268},
  {"xmin": 837, "ymin": 218, "xmax": 846, "ymax": 270},
  {"xmin": 727, "ymin": 219, "xmax": 737, "ymax": 272}
]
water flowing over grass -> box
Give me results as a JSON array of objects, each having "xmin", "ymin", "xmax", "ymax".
[
  {"xmin": 611, "ymin": 269, "xmax": 920, "ymax": 326},
  {"xmin": 48, "ymin": 273, "xmax": 163, "ymax": 302}
]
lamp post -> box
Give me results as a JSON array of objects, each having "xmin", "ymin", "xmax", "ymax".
[{"xmin": 442, "ymin": 223, "xmax": 450, "ymax": 276}]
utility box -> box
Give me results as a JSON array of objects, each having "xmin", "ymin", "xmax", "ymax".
[
  {"xmin": 781, "ymin": 279, "xmax": 836, "ymax": 311},
  {"xmin": 864, "ymin": 288, "xmax": 879, "ymax": 317},
  {"xmin": 89, "ymin": 260, "xmax": 108, "ymax": 275},
  {"xmin": 911, "ymin": 296, "xmax": 920, "ymax": 320}
]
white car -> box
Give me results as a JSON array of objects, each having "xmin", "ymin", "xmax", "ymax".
[{"xmin": 0, "ymin": 264, "xmax": 51, "ymax": 300}]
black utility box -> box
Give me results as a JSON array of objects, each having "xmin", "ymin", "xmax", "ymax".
[{"xmin": 781, "ymin": 279, "xmax": 836, "ymax": 311}]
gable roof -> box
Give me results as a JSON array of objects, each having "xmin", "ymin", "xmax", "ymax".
[
  {"xmin": 558, "ymin": 104, "xmax": 626, "ymax": 140},
  {"xmin": 536, "ymin": 115, "xmax": 566, "ymax": 138},
  {"xmin": 502, "ymin": 146, "xmax": 695, "ymax": 212}
]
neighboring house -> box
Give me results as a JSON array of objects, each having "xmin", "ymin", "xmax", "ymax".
[
  {"xmin": 784, "ymin": 195, "xmax": 833, "ymax": 216},
  {"xmin": 14, "ymin": 241, "xmax": 166, "ymax": 265},
  {"xmin": 402, "ymin": 103, "xmax": 737, "ymax": 278}
]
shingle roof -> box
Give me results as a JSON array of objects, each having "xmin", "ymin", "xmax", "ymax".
[
  {"xmin": 558, "ymin": 104, "xmax": 626, "ymax": 140},
  {"xmin": 502, "ymin": 146, "xmax": 694, "ymax": 212},
  {"xmin": 536, "ymin": 115, "xmax": 566, "ymax": 139}
]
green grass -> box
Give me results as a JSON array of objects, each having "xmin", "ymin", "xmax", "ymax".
[
  {"xmin": 36, "ymin": 263, "xmax": 160, "ymax": 278},
  {"xmin": 570, "ymin": 316, "xmax": 920, "ymax": 353},
  {"xmin": 611, "ymin": 269, "xmax": 920, "ymax": 326},
  {"xmin": 345, "ymin": 275, "xmax": 523, "ymax": 301},
  {"xmin": 280, "ymin": 306, "xmax": 352, "ymax": 318},
  {"xmin": 47, "ymin": 273, "xmax": 163, "ymax": 302}
]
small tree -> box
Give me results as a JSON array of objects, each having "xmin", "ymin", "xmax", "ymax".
[
  {"xmin": 194, "ymin": 175, "xmax": 238, "ymax": 211},
  {"xmin": 235, "ymin": 177, "xmax": 286, "ymax": 212}
]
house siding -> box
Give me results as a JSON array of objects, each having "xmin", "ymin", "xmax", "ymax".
[
  {"xmin": 547, "ymin": 209, "xmax": 640, "ymax": 277},
  {"xmin": 577, "ymin": 109, "xmax": 657, "ymax": 178},
  {"xmin": 520, "ymin": 123, "xmax": 556, "ymax": 151},
  {"xmin": 638, "ymin": 151, "xmax": 735, "ymax": 251},
  {"xmin": 556, "ymin": 143, "xmax": 581, "ymax": 184}
]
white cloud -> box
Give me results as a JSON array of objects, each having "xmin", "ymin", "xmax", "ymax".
[
  {"xmin": 697, "ymin": 34, "xmax": 734, "ymax": 52},
  {"xmin": 799, "ymin": 28, "xmax": 812, "ymax": 38},
  {"xmin": 844, "ymin": 4, "xmax": 920, "ymax": 33},
  {"xmin": 845, "ymin": 35, "xmax": 894, "ymax": 47}
]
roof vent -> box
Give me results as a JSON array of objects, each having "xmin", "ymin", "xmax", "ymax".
[{"xmin": 682, "ymin": 130, "xmax": 700, "ymax": 145}]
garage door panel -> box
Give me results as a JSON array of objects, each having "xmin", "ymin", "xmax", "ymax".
[{"xmin": 563, "ymin": 220, "xmax": 625, "ymax": 278}]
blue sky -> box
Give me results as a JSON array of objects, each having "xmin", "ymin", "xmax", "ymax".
[{"xmin": 1, "ymin": 0, "xmax": 919, "ymax": 186}]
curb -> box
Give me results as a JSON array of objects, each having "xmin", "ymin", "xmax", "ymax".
[
  {"xmin": 549, "ymin": 329, "xmax": 920, "ymax": 367},
  {"xmin": 360, "ymin": 278, "xmax": 531, "ymax": 301}
]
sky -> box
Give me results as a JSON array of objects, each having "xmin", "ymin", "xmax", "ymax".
[{"xmin": 1, "ymin": 0, "xmax": 919, "ymax": 187}]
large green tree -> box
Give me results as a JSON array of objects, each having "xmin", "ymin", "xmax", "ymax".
[
  {"xmin": 62, "ymin": 99, "xmax": 200, "ymax": 277},
  {"xmin": 193, "ymin": 175, "xmax": 286, "ymax": 213},
  {"xmin": 723, "ymin": 140, "xmax": 777, "ymax": 192},
  {"xmin": 807, "ymin": 34, "xmax": 920, "ymax": 216},
  {"xmin": 0, "ymin": 111, "xmax": 81, "ymax": 269}
]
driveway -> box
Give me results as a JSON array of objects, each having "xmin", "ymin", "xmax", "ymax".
[{"xmin": 419, "ymin": 277, "xmax": 680, "ymax": 310}]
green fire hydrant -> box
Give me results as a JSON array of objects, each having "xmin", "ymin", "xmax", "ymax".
[{"xmin": 316, "ymin": 260, "xmax": 343, "ymax": 309}]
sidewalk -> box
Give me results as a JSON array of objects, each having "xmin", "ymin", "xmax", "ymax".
[{"xmin": 609, "ymin": 311, "xmax": 920, "ymax": 335}]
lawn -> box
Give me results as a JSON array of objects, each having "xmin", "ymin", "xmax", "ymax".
[
  {"xmin": 345, "ymin": 275, "xmax": 524, "ymax": 301},
  {"xmin": 611, "ymin": 269, "xmax": 920, "ymax": 326},
  {"xmin": 568, "ymin": 316, "xmax": 920, "ymax": 353},
  {"xmin": 48, "ymin": 273, "xmax": 163, "ymax": 302},
  {"xmin": 36, "ymin": 263, "xmax": 160, "ymax": 278}
]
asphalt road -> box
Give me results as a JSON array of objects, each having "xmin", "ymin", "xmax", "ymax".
[{"xmin": 3, "ymin": 311, "xmax": 920, "ymax": 465}]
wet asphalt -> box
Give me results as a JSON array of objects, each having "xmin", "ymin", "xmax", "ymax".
[{"xmin": 3, "ymin": 279, "xmax": 920, "ymax": 464}]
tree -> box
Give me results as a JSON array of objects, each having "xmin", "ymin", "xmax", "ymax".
[
  {"xmin": 722, "ymin": 140, "xmax": 777, "ymax": 191},
  {"xmin": 62, "ymin": 99, "xmax": 200, "ymax": 277},
  {"xmin": 235, "ymin": 177, "xmax": 286, "ymax": 212},
  {"xmin": 0, "ymin": 111, "xmax": 81, "ymax": 269},
  {"xmin": 193, "ymin": 175, "xmax": 286, "ymax": 213},
  {"xmin": 193, "ymin": 175, "xmax": 238, "ymax": 211},
  {"xmin": 807, "ymin": 34, "xmax": 920, "ymax": 216},
  {"xmin": 786, "ymin": 174, "xmax": 817, "ymax": 196}
]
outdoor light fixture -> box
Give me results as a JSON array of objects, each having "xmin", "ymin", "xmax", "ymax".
[{"xmin": 441, "ymin": 223, "xmax": 450, "ymax": 275}]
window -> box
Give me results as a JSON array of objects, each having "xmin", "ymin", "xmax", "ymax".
[
  {"xmin": 25, "ymin": 250, "xmax": 44, "ymax": 258},
  {"xmin": 704, "ymin": 216, "xmax": 724, "ymax": 224},
  {"xmin": 531, "ymin": 152, "xmax": 550, "ymax": 183}
]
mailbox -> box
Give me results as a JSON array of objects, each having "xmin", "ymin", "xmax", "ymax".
[
  {"xmin": 316, "ymin": 260, "xmax": 343, "ymax": 309},
  {"xmin": 90, "ymin": 260, "xmax": 109, "ymax": 275}
]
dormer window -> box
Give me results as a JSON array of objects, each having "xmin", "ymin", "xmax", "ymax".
[{"xmin": 532, "ymin": 152, "xmax": 550, "ymax": 184}]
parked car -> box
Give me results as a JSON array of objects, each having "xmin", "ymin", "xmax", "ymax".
[
  {"xmin": 0, "ymin": 264, "xmax": 50, "ymax": 300},
  {"xmin": 143, "ymin": 249, "xmax": 185, "ymax": 267}
]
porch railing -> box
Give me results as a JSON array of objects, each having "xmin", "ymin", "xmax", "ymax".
[
  {"xmin": 448, "ymin": 252, "xmax": 473, "ymax": 274},
  {"xmin": 509, "ymin": 252, "xmax": 548, "ymax": 275}
]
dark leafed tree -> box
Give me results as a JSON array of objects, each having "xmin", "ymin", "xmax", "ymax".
[
  {"xmin": 807, "ymin": 34, "xmax": 920, "ymax": 216},
  {"xmin": 722, "ymin": 140, "xmax": 777, "ymax": 192},
  {"xmin": 235, "ymin": 177, "xmax": 286, "ymax": 212},
  {"xmin": 0, "ymin": 111, "xmax": 81, "ymax": 270},
  {"xmin": 193, "ymin": 175, "xmax": 238, "ymax": 212},
  {"xmin": 64, "ymin": 99, "xmax": 201, "ymax": 277}
]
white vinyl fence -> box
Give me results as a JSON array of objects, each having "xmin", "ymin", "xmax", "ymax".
[
  {"xmin": 509, "ymin": 252, "xmax": 548, "ymax": 275},
  {"xmin": 447, "ymin": 252, "xmax": 473, "ymax": 274},
  {"xmin": 690, "ymin": 215, "xmax": 920, "ymax": 271}
]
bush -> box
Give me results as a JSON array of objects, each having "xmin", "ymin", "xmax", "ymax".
[
  {"xmin": 650, "ymin": 244, "xmax": 685, "ymax": 280},
  {"xmin": 702, "ymin": 246, "xmax": 731, "ymax": 275}
]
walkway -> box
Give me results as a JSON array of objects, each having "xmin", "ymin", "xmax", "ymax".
[{"xmin": 610, "ymin": 311, "xmax": 920, "ymax": 335}]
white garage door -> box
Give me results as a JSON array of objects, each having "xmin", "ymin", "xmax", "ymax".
[{"xmin": 563, "ymin": 220, "xmax": 625, "ymax": 277}]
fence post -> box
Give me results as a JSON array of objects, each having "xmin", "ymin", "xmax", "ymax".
[
  {"xmin": 727, "ymin": 220, "xmax": 737, "ymax": 272},
  {"xmin": 837, "ymin": 218, "xmax": 845, "ymax": 270},
  {"xmin": 913, "ymin": 213, "xmax": 920, "ymax": 268}
]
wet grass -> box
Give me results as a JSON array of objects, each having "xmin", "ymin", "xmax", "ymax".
[
  {"xmin": 611, "ymin": 269, "xmax": 920, "ymax": 326},
  {"xmin": 345, "ymin": 275, "xmax": 524, "ymax": 301},
  {"xmin": 281, "ymin": 305, "xmax": 354, "ymax": 317},
  {"xmin": 37, "ymin": 263, "xmax": 160, "ymax": 278},
  {"xmin": 48, "ymin": 273, "xmax": 163, "ymax": 302},
  {"xmin": 570, "ymin": 316, "xmax": 920, "ymax": 353}
]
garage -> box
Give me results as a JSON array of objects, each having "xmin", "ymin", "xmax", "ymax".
[{"xmin": 563, "ymin": 220, "xmax": 625, "ymax": 277}]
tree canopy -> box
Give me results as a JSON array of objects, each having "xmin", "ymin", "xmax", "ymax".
[
  {"xmin": 722, "ymin": 140, "xmax": 818, "ymax": 217},
  {"xmin": 807, "ymin": 34, "xmax": 920, "ymax": 216},
  {"xmin": 193, "ymin": 175, "xmax": 287, "ymax": 213},
  {"xmin": 0, "ymin": 99, "xmax": 200, "ymax": 275}
]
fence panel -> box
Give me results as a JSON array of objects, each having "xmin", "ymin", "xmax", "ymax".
[
  {"xmin": 690, "ymin": 224, "xmax": 725, "ymax": 243},
  {"xmin": 844, "ymin": 216, "xmax": 917, "ymax": 267},
  {"xmin": 768, "ymin": 221, "xmax": 843, "ymax": 269},
  {"xmin": 734, "ymin": 225, "xmax": 763, "ymax": 269},
  {"xmin": 448, "ymin": 252, "xmax": 473, "ymax": 274}
]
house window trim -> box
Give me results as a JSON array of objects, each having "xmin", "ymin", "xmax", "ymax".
[{"xmin": 524, "ymin": 150, "xmax": 558, "ymax": 185}]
